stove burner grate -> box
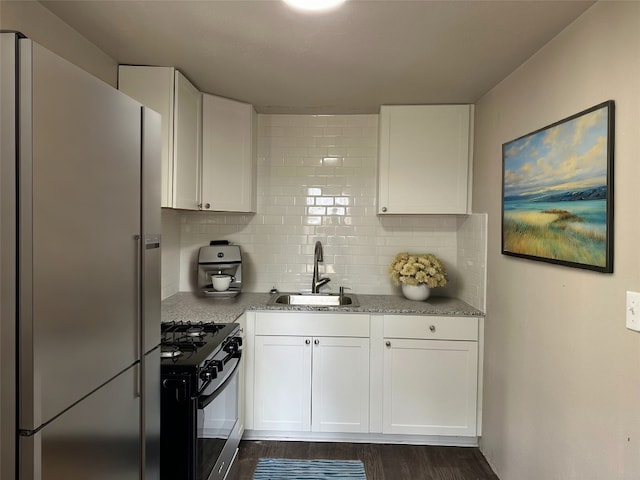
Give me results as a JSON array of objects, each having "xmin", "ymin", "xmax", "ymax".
[
  {"xmin": 161, "ymin": 348, "xmax": 182, "ymax": 358},
  {"xmin": 162, "ymin": 337, "xmax": 205, "ymax": 350},
  {"xmin": 185, "ymin": 326, "xmax": 205, "ymax": 337},
  {"xmin": 161, "ymin": 321, "xmax": 225, "ymax": 334},
  {"xmin": 161, "ymin": 321, "xmax": 238, "ymax": 367}
]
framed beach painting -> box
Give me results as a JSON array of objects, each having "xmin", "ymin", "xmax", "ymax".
[{"xmin": 502, "ymin": 100, "xmax": 615, "ymax": 273}]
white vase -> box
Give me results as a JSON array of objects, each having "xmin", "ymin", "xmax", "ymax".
[{"xmin": 402, "ymin": 284, "xmax": 431, "ymax": 301}]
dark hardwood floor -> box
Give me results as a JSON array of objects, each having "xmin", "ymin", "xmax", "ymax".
[{"xmin": 232, "ymin": 440, "xmax": 499, "ymax": 480}]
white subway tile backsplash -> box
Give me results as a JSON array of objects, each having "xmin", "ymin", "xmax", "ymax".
[
  {"xmin": 162, "ymin": 114, "xmax": 485, "ymax": 307},
  {"xmin": 160, "ymin": 209, "xmax": 181, "ymax": 299},
  {"xmin": 305, "ymin": 216, "xmax": 322, "ymax": 226},
  {"xmin": 456, "ymin": 214, "xmax": 487, "ymax": 311},
  {"xmin": 307, "ymin": 207, "xmax": 326, "ymax": 215}
]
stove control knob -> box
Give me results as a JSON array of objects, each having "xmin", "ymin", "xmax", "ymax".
[
  {"xmin": 224, "ymin": 337, "xmax": 241, "ymax": 353},
  {"xmin": 200, "ymin": 361, "xmax": 219, "ymax": 380},
  {"xmin": 211, "ymin": 360, "xmax": 224, "ymax": 372}
]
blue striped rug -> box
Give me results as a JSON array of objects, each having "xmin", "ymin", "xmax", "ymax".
[{"xmin": 253, "ymin": 458, "xmax": 367, "ymax": 479}]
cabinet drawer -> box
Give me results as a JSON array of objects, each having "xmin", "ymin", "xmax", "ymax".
[
  {"xmin": 255, "ymin": 312, "xmax": 369, "ymax": 337},
  {"xmin": 383, "ymin": 315, "xmax": 478, "ymax": 341}
]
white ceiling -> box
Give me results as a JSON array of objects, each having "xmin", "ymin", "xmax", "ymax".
[{"xmin": 40, "ymin": 0, "xmax": 594, "ymax": 114}]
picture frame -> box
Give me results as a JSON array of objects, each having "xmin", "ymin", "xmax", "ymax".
[{"xmin": 502, "ymin": 100, "xmax": 615, "ymax": 273}]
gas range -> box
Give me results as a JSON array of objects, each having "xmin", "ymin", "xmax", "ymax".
[
  {"xmin": 160, "ymin": 321, "xmax": 241, "ymax": 369},
  {"xmin": 160, "ymin": 321, "xmax": 243, "ymax": 480}
]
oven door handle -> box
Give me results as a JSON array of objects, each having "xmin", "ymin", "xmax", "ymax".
[
  {"xmin": 162, "ymin": 378, "xmax": 189, "ymax": 402},
  {"xmin": 197, "ymin": 350, "xmax": 242, "ymax": 409}
]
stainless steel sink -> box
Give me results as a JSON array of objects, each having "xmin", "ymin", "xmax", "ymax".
[{"xmin": 268, "ymin": 292, "xmax": 359, "ymax": 307}]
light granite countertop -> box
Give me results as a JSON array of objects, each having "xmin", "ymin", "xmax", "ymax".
[{"xmin": 161, "ymin": 291, "xmax": 484, "ymax": 324}]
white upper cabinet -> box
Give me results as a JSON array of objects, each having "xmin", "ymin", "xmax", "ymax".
[
  {"xmin": 378, "ymin": 104, "xmax": 473, "ymax": 214},
  {"xmin": 201, "ymin": 94, "xmax": 257, "ymax": 213},
  {"xmin": 119, "ymin": 67, "xmax": 256, "ymax": 212},
  {"xmin": 118, "ymin": 66, "xmax": 201, "ymax": 210},
  {"xmin": 172, "ymin": 71, "xmax": 201, "ymax": 210}
]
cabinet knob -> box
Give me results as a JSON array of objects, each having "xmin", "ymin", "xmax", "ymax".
[
  {"xmin": 429, "ymin": 325, "xmax": 436, "ymax": 332},
  {"xmin": 381, "ymin": 206, "xmax": 388, "ymax": 213},
  {"xmin": 385, "ymin": 341, "xmax": 391, "ymax": 347},
  {"xmin": 314, "ymin": 339, "xmax": 319, "ymax": 345},
  {"xmin": 204, "ymin": 203, "xmax": 211, "ymax": 209},
  {"xmin": 305, "ymin": 339, "xmax": 311, "ymax": 345}
]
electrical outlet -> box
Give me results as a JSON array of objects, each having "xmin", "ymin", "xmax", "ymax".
[{"xmin": 626, "ymin": 291, "xmax": 640, "ymax": 332}]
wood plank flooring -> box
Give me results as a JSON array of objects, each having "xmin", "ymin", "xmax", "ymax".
[{"xmin": 232, "ymin": 440, "xmax": 499, "ymax": 480}]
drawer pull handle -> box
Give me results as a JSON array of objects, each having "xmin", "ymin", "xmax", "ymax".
[
  {"xmin": 429, "ymin": 325, "xmax": 436, "ymax": 333},
  {"xmin": 385, "ymin": 341, "xmax": 391, "ymax": 347}
]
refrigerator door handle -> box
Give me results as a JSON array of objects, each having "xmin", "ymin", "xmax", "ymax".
[
  {"xmin": 135, "ymin": 233, "xmax": 142, "ymax": 360},
  {"xmin": 134, "ymin": 234, "xmax": 143, "ymax": 399},
  {"xmin": 134, "ymin": 363, "xmax": 141, "ymax": 399}
]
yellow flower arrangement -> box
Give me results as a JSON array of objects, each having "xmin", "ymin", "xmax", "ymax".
[{"xmin": 388, "ymin": 252, "xmax": 448, "ymax": 288}]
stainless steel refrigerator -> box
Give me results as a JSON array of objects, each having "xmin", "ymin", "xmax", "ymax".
[{"xmin": 0, "ymin": 32, "xmax": 161, "ymax": 479}]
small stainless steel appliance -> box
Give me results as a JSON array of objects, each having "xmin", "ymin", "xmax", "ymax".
[
  {"xmin": 160, "ymin": 321, "xmax": 243, "ymax": 480},
  {"xmin": 198, "ymin": 241, "xmax": 243, "ymax": 297}
]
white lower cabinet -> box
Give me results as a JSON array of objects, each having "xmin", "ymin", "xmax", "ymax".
[
  {"xmin": 311, "ymin": 336, "xmax": 370, "ymax": 433},
  {"xmin": 382, "ymin": 315, "xmax": 480, "ymax": 437},
  {"xmin": 246, "ymin": 311, "xmax": 482, "ymax": 442},
  {"xmin": 251, "ymin": 312, "xmax": 370, "ymax": 434},
  {"xmin": 383, "ymin": 339, "xmax": 478, "ymax": 436},
  {"xmin": 254, "ymin": 335, "xmax": 312, "ymax": 431}
]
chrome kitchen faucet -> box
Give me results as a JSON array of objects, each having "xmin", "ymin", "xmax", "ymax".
[{"xmin": 311, "ymin": 241, "xmax": 331, "ymax": 293}]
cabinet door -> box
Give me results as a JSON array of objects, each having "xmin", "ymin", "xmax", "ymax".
[
  {"xmin": 378, "ymin": 105, "xmax": 472, "ymax": 214},
  {"xmin": 118, "ymin": 65, "xmax": 174, "ymax": 208},
  {"xmin": 201, "ymin": 94, "xmax": 256, "ymax": 212},
  {"xmin": 311, "ymin": 337, "xmax": 369, "ymax": 433},
  {"xmin": 383, "ymin": 338, "xmax": 478, "ymax": 436},
  {"xmin": 172, "ymin": 71, "xmax": 201, "ymax": 210},
  {"xmin": 254, "ymin": 336, "xmax": 312, "ymax": 431}
]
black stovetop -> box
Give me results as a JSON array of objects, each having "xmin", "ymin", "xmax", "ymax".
[{"xmin": 160, "ymin": 321, "xmax": 239, "ymax": 368}]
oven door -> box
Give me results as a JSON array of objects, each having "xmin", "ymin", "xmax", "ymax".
[{"xmin": 197, "ymin": 350, "xmax": 242, "ymax": 480}]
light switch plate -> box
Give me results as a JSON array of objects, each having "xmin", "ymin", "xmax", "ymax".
[{"xmin": 626, "ymin": 291, "xmax": 640, "ymax": 332}]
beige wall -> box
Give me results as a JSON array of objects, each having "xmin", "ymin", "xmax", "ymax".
[
  {"xmin": 474, "ymin": 2, "xmax": 640, "ymax": 479},
  {"xmin": 0, "ymin": 0, "xmax": 117, "ymax": 86}
]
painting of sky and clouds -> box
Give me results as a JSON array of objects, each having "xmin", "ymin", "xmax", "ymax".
[{"xmin": 502, "ymin": 101, "xmax": 613, "ymax": 272}]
